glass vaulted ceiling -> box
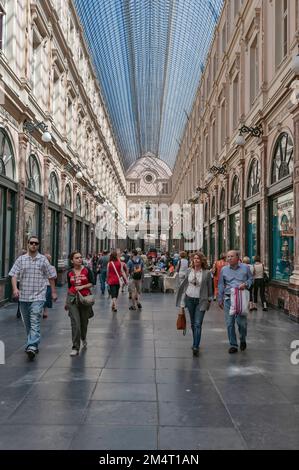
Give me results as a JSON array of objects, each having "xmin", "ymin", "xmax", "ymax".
[{"xmin": 74, "ymin": 0, "xmax": 224, "ymax": 169}]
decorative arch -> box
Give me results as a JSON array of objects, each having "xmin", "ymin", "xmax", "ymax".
[
  {"xmin": 49, "ymin": 172, "xmax": 59, "ymax": 203},
  {"xmin": 231, "ymin": 175, "xmax": 240, "ymax": 207},
  {"xmin": 271, "ymin": 132, "xmax": 294, "ymax": 184},
  {"xmin": 247, "ymin": 158, "xmax": 260, "ymax": 197},
  {"xmin": 26, "ymin": 154, "xmax": 42, "ymax": 194},
  {"xmin": 0, "ymin": 128, "xmax": 16, "ymax": 180}
]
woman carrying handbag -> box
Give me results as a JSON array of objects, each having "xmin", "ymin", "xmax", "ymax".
[
  {"xmin": 107, "ymin": 251, "xmax": 127, "ymax": 312},
  {"xmin": 66, "ymin": 251, "xmax": 95, "ymax": 356},
  {"xmin": 176, "ymin": 252, "xmax": 213, "ymax": 356}
]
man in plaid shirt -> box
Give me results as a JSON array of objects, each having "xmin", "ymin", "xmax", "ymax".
[{"xmin": 9, "ymin": 236, "xmax": 57, "ymax": 360}]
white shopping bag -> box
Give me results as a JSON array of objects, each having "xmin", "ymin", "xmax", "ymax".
[{"xmin": 229, "ymin": 288, "xmax": 249, "ymax": 316}]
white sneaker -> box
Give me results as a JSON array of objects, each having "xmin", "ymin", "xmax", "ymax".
[{"xmin": 70, "ymin": 349, "xmax": 79, "ymax": 356}]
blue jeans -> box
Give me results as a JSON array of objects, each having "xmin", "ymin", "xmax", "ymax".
[
  {"xmin": 100, "ymin": 270, "xmax": 107, "ymax": 294},
  {"xmin": 19, "ymin": 301, "xmax": 44, "ymax": 351},
  {"xmin": 224, "ymin": 298, "xmax": 247, "ymax": 348},
  {"xmin": 185, "ymin": 295, "xmax": 206, "ymax": 349}
]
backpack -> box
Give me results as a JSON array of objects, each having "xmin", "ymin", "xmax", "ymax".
[{"xmin": 132, "ymin": 260, "xmax": 142, "ymax": 280}]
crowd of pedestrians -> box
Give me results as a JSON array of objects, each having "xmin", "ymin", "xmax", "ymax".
[{"xmin": 8, "ymin": 236, "xmax": 269, "ymax": 361}]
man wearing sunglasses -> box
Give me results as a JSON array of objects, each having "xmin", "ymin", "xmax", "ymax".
[{"xmin": 9, "ymin": 236, "xmax": 57, "ymax": 360}]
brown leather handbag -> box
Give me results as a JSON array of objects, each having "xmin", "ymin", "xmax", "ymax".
[{"xmin": 176, "ymin": 307, "xmax": 186, "ymax": 335}]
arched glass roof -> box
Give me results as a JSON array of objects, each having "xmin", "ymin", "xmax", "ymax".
[{"xmin": 74, "ymin": 0, "xmax": 223, "ymax": 169}]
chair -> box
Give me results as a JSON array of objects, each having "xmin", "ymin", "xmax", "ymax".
[{"xmin": 163, "ymin": 272, "xmax": 178, "ymax": 293}]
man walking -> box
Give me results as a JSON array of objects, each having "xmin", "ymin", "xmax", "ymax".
[
  {"xmin": 99, "ymin": 250, "xmax": 110, "ymax": 295},
  {"xmin": 127, "ymin": 249, "xmax": 144, "ymax": 310},
  {"xmin": 9, "ymin": 236, "xmax": 57, "ymax": 360},
  {"xmin": 218, "ymin": 250, "xmax": 253, "ymax": 354}
]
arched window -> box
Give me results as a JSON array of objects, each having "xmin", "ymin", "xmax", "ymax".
[
  {"xmin": 219, "ymin": 188, "xmax": 225, "ymax": 213},
  {"xmin": 65, "ymin": 184, "xmax": 72, "ymax": 210},
  {"xmin": 0, "ymin": 128, "xmax": 15, "ymax": 179},
  {"xmin": 211, "ymin": 196, "xmax": 216, "ymax": 218},
  {"xmin": 271, "ymin": 133, "xmax": 294, "ymax": 184},
  {"xmin": 247, "ymin": 158, "xmax": 261, "ymax": 197},
  {"xmin": 231, "ymin": 176, "xmax": 240, "ymax": 206},
  {"xmin": 204, "ymin": 202, "xmax": 208, "ymax": 223},
  {"xmin": 76, "ymin": 193, "xmax": 82, "ymax": 216},
  {"xmin": 26, "ymin": 155, "xmax": 41, "ymax": 193},
  {"xmin": 49, "ymin": 172, "xmax": 59, "ymax": 203}
]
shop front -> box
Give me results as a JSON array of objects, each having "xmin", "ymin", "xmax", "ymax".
[{"xmin": 0, "ymin": 128, "xmax": 17, "ymax": 303}]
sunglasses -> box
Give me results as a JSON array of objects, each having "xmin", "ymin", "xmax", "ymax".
[{"xmin": 29, "ymin": 241, "xmax": 39, "ymax": 245}]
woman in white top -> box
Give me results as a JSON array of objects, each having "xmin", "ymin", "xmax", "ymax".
[
  {"xmin": 253, "ymin": 255, "xmax": 268, "ymax": 311},
  {"xmin": 176, "ymin": 252, "xmax": 213, "ymax": 356}
]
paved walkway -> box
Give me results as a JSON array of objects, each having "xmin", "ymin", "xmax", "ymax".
[{"xmin": 0, "ymin": 287, "xmax": 299, "ymax": 450}]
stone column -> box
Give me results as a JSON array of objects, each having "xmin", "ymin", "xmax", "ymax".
[
  {"xmin": 72, "ymin": 184, "xmax": 78, "ymax": 251},
  {"xmin": 259, "ymin": 136, "xmax": 269, "ymax": 269},
  {"xmin": 214, "ymin": 184, "xmax": 219, "ymax": 261},
  {"xmin": 239, "ymin": 156, "xmax": 245, "ymax": 258},
  {"xmin": 57, "ymin": 172, "xmax": 66, "ymax": 286},
  {"xmin": 41, "ymin": 156, "xmax": 50, "ymax": 253},
  {"xmin": 16, "ymin": 133, "xmax": 28, "ymax": 255},
  {"xmin": 224, "ymin": 173, "xmax": 229, "ymax": 251}
]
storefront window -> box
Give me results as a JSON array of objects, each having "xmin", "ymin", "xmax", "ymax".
[
  {"xmin": 271, "ymin": 133, "xmax": 294, "ymax": 184},
  {"xmin": 76, "ymin": 220, "xmax": 82, "ymax": 251},
  {"xmin": 218, "ymin": 218, "xmax": 226, "ymax": 255},
  {"xmin": 49, "ymin": 172, "xmax": 59, "ymax": 203},
  {"xmin": 210, "ymin": 223, "xmax": 215, "ymax": 264},
  {"xmin": 246, "ymin": 205, "xmax": 259, "ymax": 263},
  {"xmin": 203, "ymin": 226, "xmax": 208, "ymax": 257},
  {"xmin": 48, "ymin": 208, "xmax": 60, "ymax": 268},
  {"xmin": 231, "ymin": 176, "xmax": 240, "ymax": 206},
  {"xmin": 229, "ymin": 212, "xmax": 240, "ymax": 250},
  {"xmin": 26, "ymin": 155, "xmax": 41, "ymax": 193},
  {"xmin": 63, "ymin": 215, "xmax": 72, "ymax": 260},
  {"xmin": 271, "ymin": 192, "xmax": 294, "ymax": 281},
  {"xmin": 0, "ymin": 187, "xmax": 15, "ymax": 278},
  {"xmin": 24, "ymin": 199, "xmax": 40, "ymax": 248},
  {"xmin": 247, "ymin": 159, "xmax": 260, "ymax": 197},
  {"xmin": 0, "ymin": 128, "xmax": 15, "ymax": 180}
]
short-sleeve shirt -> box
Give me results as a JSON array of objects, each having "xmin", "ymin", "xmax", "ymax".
[
  {"xmin": 67, "ymin": 267, "xmax": 93, "ymax": 296},
  {"xmin": 9, "ymin": 253, "xmax": 57, "ymax": 302}
]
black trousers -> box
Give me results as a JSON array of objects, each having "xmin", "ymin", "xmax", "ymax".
[{"xmin": 253, "ymin": 279, "xmax": 266, "ymax": 304}]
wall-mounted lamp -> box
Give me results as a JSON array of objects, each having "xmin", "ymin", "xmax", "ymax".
[
  {"xmin": 235, "ymin": 124, "xmax": 263, "ymax": 146},
  {"xmin": 209, "ymin": 162, "xmax": 227, "ymax": 176},
  {"xmin": 64, "ymin": 162, "xmax": 83, "ymax": 179},
  {"xmin": 196, "ymin": 186, "xmax": 209, "ymax": 195},
  {"xmin": 23, "ymin": 120, "xmax": 52, "ymax": 143}
]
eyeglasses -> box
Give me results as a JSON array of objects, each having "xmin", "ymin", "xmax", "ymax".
[{"xmin": 29, "ymin": 241, "xmax": 39, "ymax": 245}]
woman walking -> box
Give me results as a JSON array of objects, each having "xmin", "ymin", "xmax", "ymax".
[
  {"xmin": 253, "ymin": 255, "xmax": 268, "ymax": 311},
  {"xmin": 212, "ymin": 253, "xmax": 226, "ymax": 300},
  {"xmin": 176, "ymin": 252, "xmax": 213, "ymax": 356},
  {"xmin": 66, "ymin": 252, "xmax": 94, "ymax": 356},
  {"xmin": 107, "ymin": 251, "xmax": 125, "ymax": 312}
]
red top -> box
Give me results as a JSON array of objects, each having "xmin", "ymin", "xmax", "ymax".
[
  {"xmin": 107, "ymin": 260, "xmax": 122, "ymax": 286},
  {"xmin": 67, "ymin": 267, "xmax": 93, "ymax": 296}
]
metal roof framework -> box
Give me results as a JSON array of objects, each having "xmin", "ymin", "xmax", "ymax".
[{"xmin": 74, "ymin": 0, "xmax": 224, "ymax": 169}]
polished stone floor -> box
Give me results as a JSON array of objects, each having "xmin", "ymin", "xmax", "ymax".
[{"xmin": 0, "ymin": 287, "xmax": 299, "ymax": 450}]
